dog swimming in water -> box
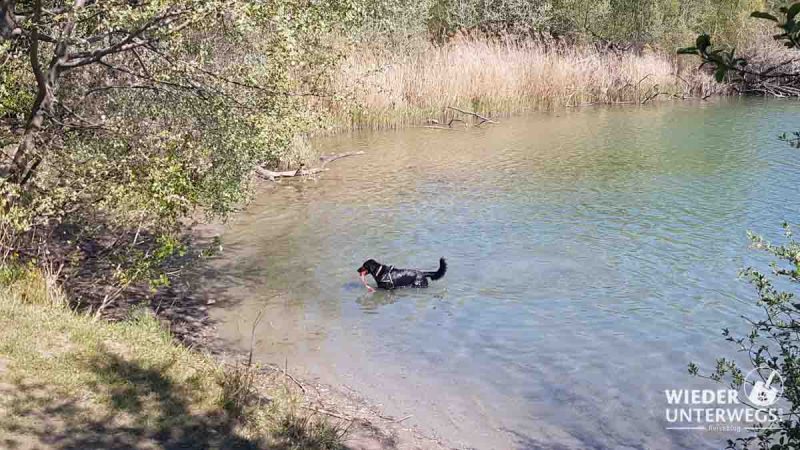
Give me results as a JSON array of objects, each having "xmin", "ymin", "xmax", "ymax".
[{"xmin": 357, "ymin": 257, "xmax": 447, "ymax": 291}]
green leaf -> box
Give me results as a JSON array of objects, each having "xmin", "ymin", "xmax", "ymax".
[
  {"xmin": 696, "ymin": 34, "xmax": 711, "ymax": 52},
  {"xmin": 789, "ymin": 3, "xmax": 800, "ymax": 21},
  {"xmin": 751, "ymin": 11, "xmax": 778, "ymax": 22},
  {"xmin": 714, "ymin": 66, "xmax": 727, "ymax": 82}
]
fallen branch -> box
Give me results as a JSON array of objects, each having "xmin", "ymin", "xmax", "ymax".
[
  {"xmin": 319, "ymin": 150, "xmax": 365, "ymax": 167},
  {"xmin": 566, "ymin": 100, "xmax": 638, "ymax": 108},
  {"xmin": 375, "ymin": 412, "xmax": 414, "ymax": 423},
  {"xmin": 447, "ymin": 117, "xmax": 466, "ymax": 127},
  {"xmin": 260, "ymin": 362, "xmax": 307, "ymax": 394},
  {"xmin": 423, "ymin": 125, "xmax": 458, "ymax": 130},
  {"xmin": 303, "ymin": 406, "xmax": 353, "ymax": 421},
  {"xmin": 423, "ymin": 117, "xmax": 467, "ymax": 130},
  {"xmin": 256, "ymin": 151, "xmax": 365, "ymax": 181},
  {"xmin": 640, "ymin": 90, "xmax": 665, "ymax": 104},
  {"xmin": 446, "ymin": 106, "xmax": 498, "ymax": 125},
  {"xmin": 255, "ymin": 166, "xmax": 322, "ymax": 180},
  {"xmin": 392, "ymin": 414, "xmax": 413, "ymax": 423},
  {"xmin": 636, "ymin": 74, "xmax": 653, "ymax": 94}
]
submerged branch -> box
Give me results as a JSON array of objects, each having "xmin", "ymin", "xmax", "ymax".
[
  {"xmin": 255, "ymin": 151, "xmax": 365, "ymax": 181},
  {"xmin": 320, "ymin": 150, "xmax": 366, "ymax": 167},
  {"xmin": 446, "ymin": 106, "xmax": 498, "ymax": 125}
]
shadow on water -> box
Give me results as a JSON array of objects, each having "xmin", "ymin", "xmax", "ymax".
[
  {"xmin": 188, "ymin": 240, "xmax": 275, "ymax": 308},
  {"xmin": 356, "ymin": 290, "xmax": 399, "ymax": 312},
  {"xmin": 135, "ymin": 236, "xmax": 283, "ymax": 351},
  {"xmin": 355, "ymin": 288, "xmax": 449, "ymax": 313}
]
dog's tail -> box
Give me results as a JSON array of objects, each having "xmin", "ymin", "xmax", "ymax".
[{"xmin": 425, "ymin": 257, "xmax": 447, "ymax": 281}]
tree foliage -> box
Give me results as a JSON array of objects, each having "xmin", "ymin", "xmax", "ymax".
[
  {"xmin": 677, "ymin": 3, "xmax": 800, "ymax": 81},
  {"xmin": 686, "ymin": 225, "xmax": 800, "ymax": 449},
  {"xmin": 357, "ymin": 0, "xmax": 764, "ymax": 46},
  {"xmin": 0, "ymin": 0, "xmax": 357, "ymax": 308}
]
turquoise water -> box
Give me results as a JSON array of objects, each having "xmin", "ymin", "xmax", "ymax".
[{"xmin": 209, "ymin": 98, "xmax": 800, "ymax": 449}]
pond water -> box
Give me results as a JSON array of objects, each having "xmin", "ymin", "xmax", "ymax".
[{"xmin": 207, "ymin": 98, "xmax": 800, "ymax": 449}]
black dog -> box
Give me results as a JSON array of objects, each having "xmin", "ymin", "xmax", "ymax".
[{"xmin": 357, "ymin": 257, "xmax": 447, "ymax": 290}]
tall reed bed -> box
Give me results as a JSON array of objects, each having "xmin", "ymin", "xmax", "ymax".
[{"xmin": 326, "ymin": 36, "xmax": 726, "ymax": 130}]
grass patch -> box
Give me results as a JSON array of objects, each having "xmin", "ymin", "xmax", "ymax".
[{"xmin": 0, "ymin": 266, "xmax": 345, "ymax": 449}]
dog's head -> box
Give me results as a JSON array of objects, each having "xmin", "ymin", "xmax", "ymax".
[{"xmin": 357, "ymin": 259, "xmax": 380, "ymax": 276}]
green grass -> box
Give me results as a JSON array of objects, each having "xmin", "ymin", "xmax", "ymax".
[{"xmin": 0, "ymin": 266, "xmax": 345, "ymax": 449}]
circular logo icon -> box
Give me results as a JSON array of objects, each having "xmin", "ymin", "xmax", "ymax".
[{"xmin": 743, "ymin": 366, "xmax": 784, "ymax": 408}]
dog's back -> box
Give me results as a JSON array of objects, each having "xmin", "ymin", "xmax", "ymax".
[{"xmin": 358, "ymin": 257, "xmax": 447, "ymax": 290}]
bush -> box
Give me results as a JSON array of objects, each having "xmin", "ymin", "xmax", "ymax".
[{"xmin": 0, "ymin": 1, "xmax": 357, "ymax": 311}]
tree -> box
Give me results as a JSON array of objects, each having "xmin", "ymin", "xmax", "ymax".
[
  {"xmin": 678, "ymin": 4, "xmax": 800, "ymax": 95},
  {"xmin": 0, "ymin": 0, "xmax": 356, "ymax": 311},
  {"xmin": 3, "ymin": 1, "xmax": 221, "ymax": 184}
]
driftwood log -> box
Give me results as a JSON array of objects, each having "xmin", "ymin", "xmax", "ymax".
[
  {"xmin": 424, "ymin": 106, "xmax": 498, "ymax": 129},
  {"xmin": 255, "ymin": 151, "xmax": 365, "ymax": 181}
]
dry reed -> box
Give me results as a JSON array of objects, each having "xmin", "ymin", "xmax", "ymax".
[{"xmin": 326, "ymin": 36, "xmax": 726, "ymax": 130}]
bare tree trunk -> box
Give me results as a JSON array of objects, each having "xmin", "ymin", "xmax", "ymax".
[
  {"xmin": 255, "ymin": 151, "xmax": 365, "ymax": 181},
  {"xmin": 9, "ymin": 0, "xmax": 47, "ymax": 184},
  {"xmin": 10, "ymin": 111, "xmax": 46, "ymax": 184},
  {"xmin": 9, "ymin": 0, "xmax": 86, "ymax": 185}
]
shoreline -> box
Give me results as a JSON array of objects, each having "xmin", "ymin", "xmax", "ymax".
[
  {"xmin": 164, "ymin": 220, "xmax": 455, "ymax": 449},
  {"xmin": 0, "ymin": 258, "xmax": 452, "ymax": 450}
]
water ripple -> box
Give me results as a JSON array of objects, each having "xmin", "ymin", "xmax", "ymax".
[{"xmin": 211, "ymin": 99, "xmax": 800, "ymax": 450}]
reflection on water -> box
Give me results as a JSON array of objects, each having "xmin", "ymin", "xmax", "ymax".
[{"xmin": 206, "ymin": 98, "xmax": 800, "ymax": 449}]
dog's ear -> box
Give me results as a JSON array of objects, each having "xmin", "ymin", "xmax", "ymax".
[
  {"xmin": 358, "ymin": 260, "xmax": 373, "ymax": 274},
  {"xmin": 361, "ymin": 259, "xmax": 378, "ymax": 273}
]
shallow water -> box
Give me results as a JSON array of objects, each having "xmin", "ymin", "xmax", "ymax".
[{"xmin": 207, "ymin": 98, "xmax": 800, "ymax": 449}]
